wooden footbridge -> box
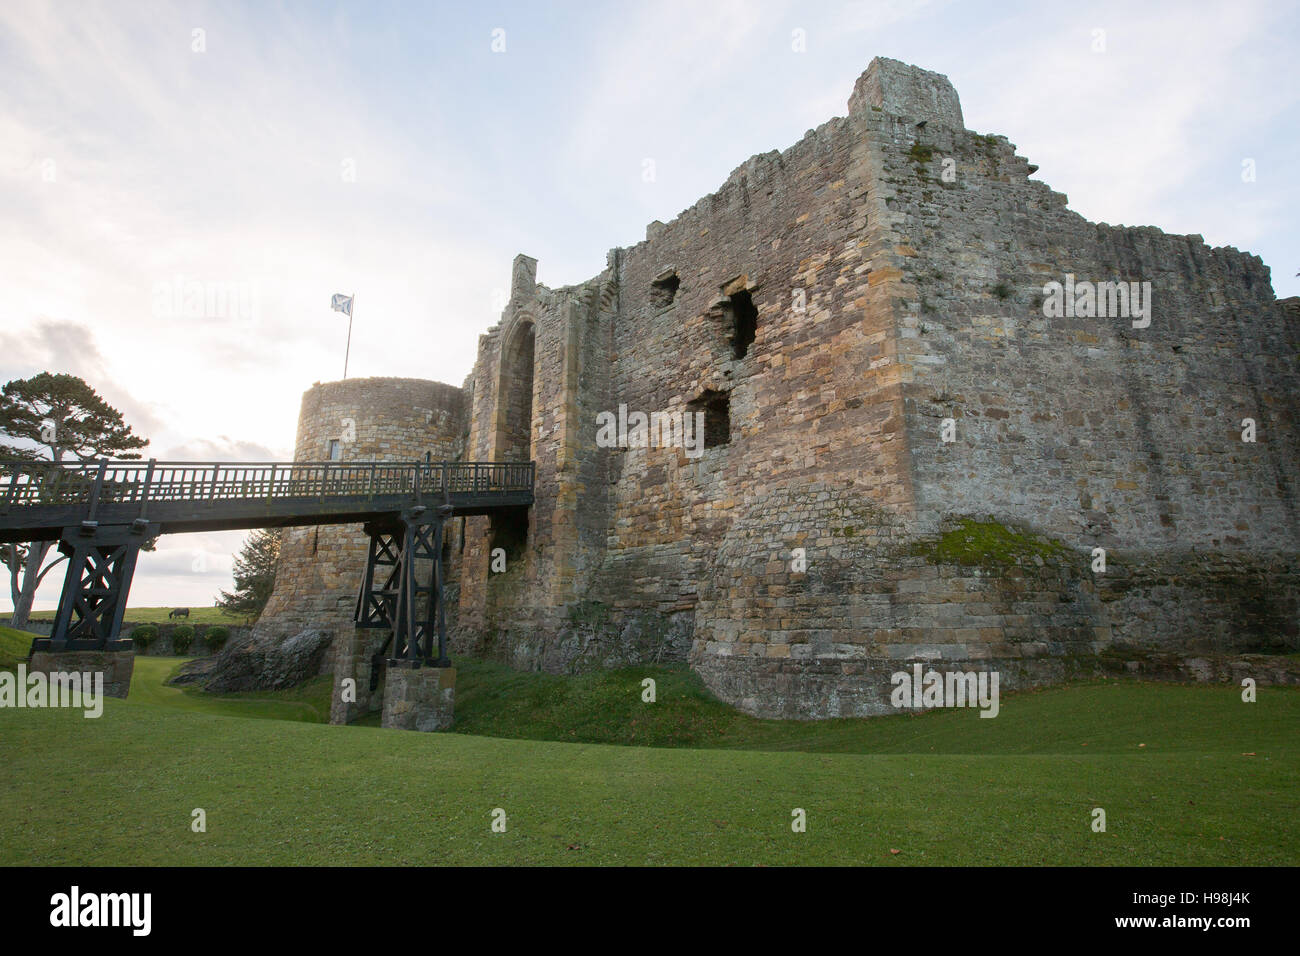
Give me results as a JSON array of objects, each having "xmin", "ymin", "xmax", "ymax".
[{"xmin": 0, "ymin": 459, "xmax": 534, "ymax": 665}]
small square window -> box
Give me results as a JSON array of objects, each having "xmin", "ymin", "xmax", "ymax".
[
  {"xmin": 651, "ymin": 270, "xmax": 680, "ymax": 308},
  {"xmin": 687, "ymin": 390, "xmax": 731, "ymax": 448}
]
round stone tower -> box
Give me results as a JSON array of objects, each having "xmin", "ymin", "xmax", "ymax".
[{"xmin": 252, "ymin": 376, "xmax": 468, "ymax": 667}]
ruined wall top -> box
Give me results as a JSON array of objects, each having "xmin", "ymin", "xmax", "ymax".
[
  {"xmin": 848, "ymin": 56, "xmax": 963, "ymax": 129},
  {"xmin": 512, "ymin": 253, "xmax": 538, "ymax": 301}
]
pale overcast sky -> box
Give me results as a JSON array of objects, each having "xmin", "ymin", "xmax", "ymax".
[{"xmin": 2, "ymin": 0, "xmax": 1296, "ymax": 612}]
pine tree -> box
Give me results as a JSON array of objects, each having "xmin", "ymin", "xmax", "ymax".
[
  {"xmin": 1, "ymin": 372, "xmax": 149, "ymax": 628},
  {"xmin": 216, "ymin": 527, "xmax": 281, "ymax": 621}
]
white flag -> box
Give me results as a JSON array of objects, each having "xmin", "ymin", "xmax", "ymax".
[{"xmin": 331, "ymin": 293, "xmax": 353, "ymax": 316}]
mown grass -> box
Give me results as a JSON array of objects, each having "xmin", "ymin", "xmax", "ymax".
[
  {"xmin": 0, "ymin": 650, "xmax": 1296, "ymax": 865},
  {"xmin": 1, "ymin": 690, "xmax": 1295, "ymax": 866},
  {"xmin": 28, "ymin": 606, "xmax": 246, "ymax": 626},
  {"xmin": 442, "ymin": 657, "xmax": 1299, "ymax": 757},
  {"xmin": 129, "ymin": 657, "xmax": 332, "ymax": 723},
  {"xmin": 0, "ymin": 626, "xmax": 32, "ymax": 671}
]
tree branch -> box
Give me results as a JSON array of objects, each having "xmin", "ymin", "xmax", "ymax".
[{"xmin": 34, "ymin": 552, "xmax": 67, "ymax": 587}]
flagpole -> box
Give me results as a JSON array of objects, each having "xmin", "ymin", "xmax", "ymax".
[{"xmin": 343, "ymin": 292, "xmax": 355, "ymax": 379}]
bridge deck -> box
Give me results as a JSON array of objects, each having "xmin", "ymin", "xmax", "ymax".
[{"xmin": 0, "ymin": 459, "xmax": 534, "ymax": 542}]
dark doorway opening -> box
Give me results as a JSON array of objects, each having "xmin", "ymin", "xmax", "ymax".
[
  {"xmin": 730, "ymin": 290, "xmax": 757, "ymax": 359},
  {"xmin": 489, "ymin": 506, "xmax": 529, "ymax": 566}
]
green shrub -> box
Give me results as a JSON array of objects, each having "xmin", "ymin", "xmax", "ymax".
[
  {"xmin": 204, "ymin": 626, "xmax": 230, "ymax": 651},
  {"xmin": 171, "ymin": 625, "xmax": 195, "ymax": 655},
  {"xmin": 908, "ymin": 142, "xmax": 934, "ymax": 164},
  {"xmin": 131, "ymin": 624, "xmax": 158, "ymax": 652}
]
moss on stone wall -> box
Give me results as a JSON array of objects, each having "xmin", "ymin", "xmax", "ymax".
[
  {"xmin": 567, "ymin": 599, "xmax": 611, "ymax": 628},
  {"xmin": 913, "ymin": 517, "xmax": 1071, "ymax": 569}
]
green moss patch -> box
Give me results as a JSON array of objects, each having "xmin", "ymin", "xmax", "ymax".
[{"xmin": 916, "ymin": 518, "xmax": 1071, "ymax": 569}]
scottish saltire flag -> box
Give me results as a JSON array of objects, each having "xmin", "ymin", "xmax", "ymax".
[{"xmin": 331, "ymin": 293, "xmax": 353, "ymax": 316}]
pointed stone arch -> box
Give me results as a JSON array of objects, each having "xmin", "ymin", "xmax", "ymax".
[{"xmin": 494, "ymin": 314, "xmax": 536, "ymax": 463}]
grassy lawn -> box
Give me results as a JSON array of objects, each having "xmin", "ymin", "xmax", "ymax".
[
  {"xmin": 27, "ymin": 606, "xmax": 246, "ymax": 626},
  {"xmin": 443, "ymin": 657, "xmax": 1296, "ymax": 755},
  {"xmin": 0, "ymin": 626, "xmax": 32, "ymax": 671},
  {"xmin": 127, "ymin": 657, "xmax": 332, "ymax": 723},
  {"xmin": 0, "ymin": 647, "xmax": 1296, "ymax": 865}
]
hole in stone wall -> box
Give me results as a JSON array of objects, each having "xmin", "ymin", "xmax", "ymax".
[
  {"xmin": 651, "ymin": 271, "xmax": 680, "ymax": 308},
  {"xmin": 489, "ymin": 506, "xmax": 529, "ymax": 567},
  {"xmin": 687, "ymin": 389, "xmax": 731, "ymax": 448},
  {"xmin": 729, "ymin": 289, "xmax": 757, "ymax": 359}
]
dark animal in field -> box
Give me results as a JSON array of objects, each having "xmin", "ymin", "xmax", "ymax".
[{"xmin": 169, "ymin": 607, "xmax": 190, "ymax": 619}]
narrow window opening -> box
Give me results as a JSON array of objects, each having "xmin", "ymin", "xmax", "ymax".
[
  {"xmin": 651, "ymin": 271, "xmax": 680, "ymax": 308},
  {"xmin": 730, "ymin": 290, "xmax": 757, "ymax": 358},
  {"xmin": 327, "ymin": 439, "xmax": 341, "ymax": 460},
  {"xmin": 688, "ymin": 390, "xmax": 731, "ymax": 449}
]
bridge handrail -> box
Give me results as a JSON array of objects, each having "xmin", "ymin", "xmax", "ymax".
[{"xmin": 0, "ymin": 459, "xmax": 535, "ymax": 516}]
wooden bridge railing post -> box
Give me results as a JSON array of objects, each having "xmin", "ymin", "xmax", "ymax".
[
  {"xmin": 87, "ymin": 460, "xmax": 108, "ymax": 521},
  {"xmin": 137, "ymin": 459, "xmax": 157, "ymax": 520},
  {"xmin": 2, "ymin": 463, "xmax": 19, "ymax": 514}
]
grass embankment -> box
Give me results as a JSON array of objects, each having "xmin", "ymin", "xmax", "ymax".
[
  {"xmin": 441, "ymin": 657, "xmax": 1299, "ymax": 756},
  {"xmin": 129, "ymin": 657, "xmax": 332, "ymax": 723},
  {"xmin": 1, "ymin": 628, "xmax": 328, "ymax": 721},
  {"xmin": 0, "ymin": 626, "xmax": 32, "ymax": 671},
  {"xmin": 0, "ymin": 648, "xmax": 1296, "ymax": 865}
]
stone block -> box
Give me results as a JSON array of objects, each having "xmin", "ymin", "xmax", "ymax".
[
  {"xmin": 28, "ymin": 649, "xmax": 134, "ymax": 699},
  {"xmin": 381, "ymin": 663, "xmax": 456, "ymax": 732}
]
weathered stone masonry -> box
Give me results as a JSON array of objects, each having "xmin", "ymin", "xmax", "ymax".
[
  {"xmin": 229, "ymin": 376, "xmax": 469, "ymax": 716},
  {"xmin": 246, "ymin": 57, "xmax": 1299, "ymax": 720}
]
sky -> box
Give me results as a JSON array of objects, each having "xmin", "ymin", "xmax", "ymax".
[{"xmin": 2, "ymin": 0, "xmax": 1297, "ymax": 612}]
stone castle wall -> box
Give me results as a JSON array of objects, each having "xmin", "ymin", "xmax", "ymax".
[
  {"xmin": 254, "ymin": 57, "xmax": 1299, "ymax": 720},
  {"xmin": 449, "ymin": 57, "xmax": 1298, "ymax": 715},
  {"xmin": 876, "ymin": 89, "xmax": 1300, "ymax": 662},
  {"xmin": 455, "ymin": 256, "xmax": 621, "ymax": 668},
  {"xmin": 253, "ymin": 377, "xmax": 468, "ymax": 678}
]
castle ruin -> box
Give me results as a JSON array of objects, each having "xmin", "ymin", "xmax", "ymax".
[{"xmin": 234, "ymin": 57, "xmax": 1300, "ymax": 721}]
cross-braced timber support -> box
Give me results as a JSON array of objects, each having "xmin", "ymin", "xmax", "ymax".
[
  {"xmin": 354, "ymin": 505, "xmax": 453, "ymax": 678},
  {"xmin": 354, "ymin": 524, "xmax": 403, "ymax": 630},
  {"xmin": 37, "ymin": 520, "xmax": 158, "ymax": 652}
]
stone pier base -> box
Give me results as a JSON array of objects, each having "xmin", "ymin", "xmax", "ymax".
[
  {"xmin": 381, "ymin": 662, "xmax": 455, "ymax": 731},
  {"xmin": 27, "ymin": 650, "xmax": 135, "ymax": 699},
  {"xmin": 330, "ymin": 627, "xmax": 390, "ymax": 725}
]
